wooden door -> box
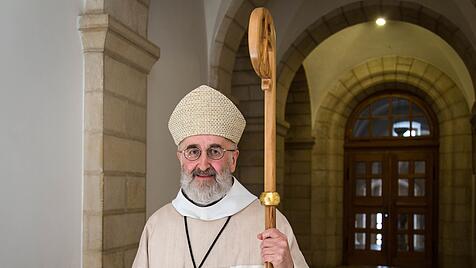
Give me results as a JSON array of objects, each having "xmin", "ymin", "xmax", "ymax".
[{"xmin": 345, "ymin": 150, "xmax": 435, "ymax": 267}]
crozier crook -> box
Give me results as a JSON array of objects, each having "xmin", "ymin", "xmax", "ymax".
[{"xmin": 248, "ymin": 7, "xmax": 279, "ymax": 268}]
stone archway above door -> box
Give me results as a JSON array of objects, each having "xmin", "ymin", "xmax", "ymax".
[
  {"xmin": 275, "ymin": 2, "xmax": 476, "ymax": 123},
  {"xmin": 344, "ymin": 92, "xmax": 439, "ymax": 267},
  {"xmin": 310, "ymin": 56, "xmax": 472, "ymax": 267},
  {"xmin": 209, "ymin": 1, "xmax": 476, "ymax": 126},
  {"xmin": 208, "ymin": 0, "xmax": 476, "ymax": 124},
  {"xmin": 314, "ymin": 56, "xmax": 470, "ymax": 131}
]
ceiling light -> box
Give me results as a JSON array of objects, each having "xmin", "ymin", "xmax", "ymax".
[{"xmin": 376, "ymin": 17, "xmax": 386, "ymax": 26}]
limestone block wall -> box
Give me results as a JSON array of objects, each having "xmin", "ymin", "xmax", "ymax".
[
  {"xmin": 231, "ymin": 35, "xmax": 316, "ymax": 265},
  {"xmin": 100, "ymin": 54, "xmax": 148, "ymax": 268},
  {"xmin": 311, "ymin": 56, "xmax": 473, "ymax": 267},
  {"xmin": 234, "ymin": 55, "xmax": 476, "ymax": 268},
  {"xmin": 210, "ymin": 0, "xmax": 268, "ymax": 96},
  {"xmin": 85, "ymin": 0, "xmax": 150, "ymax": 37},
  {"xmin": 471, "ymin": 112, "xmax": 476, "ymax": 268},
  {"xmin": 212, "ymin": 1, "xmax": 476, "ymax": 267},
  {"xmin": 210, "ymin": 1, "xmax": 476, "ymax": 126},
  {"xmin": 231, "ymin": 35, "xmax": 286, "ymax": 207},
  {"xmin": 230, "ymin": 42, "xmax": 474, "ymax": 268},
  {"xmin": 231, "ymin": 36, "xmax": 265, "ymax": 196},
  {"xmin": 80, "ymin": 2, "xmax": 159, "ymax": 267},
  {"xmin": 311, "ymin": 116, "xmax": 345, "ymax": 266},
  {"xmin": 284, "ymin": 67, "xmax": 313, "ymax": 264}
]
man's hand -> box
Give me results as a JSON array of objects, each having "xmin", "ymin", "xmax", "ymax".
[{"xmin": 257, "ymin": 228, "xmax": 293, "ymax": 268}]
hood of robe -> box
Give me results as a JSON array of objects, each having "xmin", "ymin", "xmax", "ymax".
[{"xmin": 172, "ymin": 177, "xmax": 257, "ymax": 221}]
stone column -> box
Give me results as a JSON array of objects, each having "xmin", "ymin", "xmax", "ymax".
[
  {"xmin": 79, "ymin": 12, "xmax": 159, "ymax": 268},
  {"xmin": 277, "ymin": 120, "xmax": 290, "ymax": 200},
  {"xmin": 284, "ymin": 138, "xmax": 313, "ymax": 262}
]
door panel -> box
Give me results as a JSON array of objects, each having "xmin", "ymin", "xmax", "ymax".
[
  {"xmin": 391, "ymin": 151, "xmax": 433, "ymax": 267},
  {"xmin": 346, "ymin": 153, "xmax": 388, "ymax": 265}
]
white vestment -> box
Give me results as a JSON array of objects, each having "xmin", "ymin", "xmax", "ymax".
[{"xmin": 132, "ymin": 178, "xmax": 309, "ymax": 268}]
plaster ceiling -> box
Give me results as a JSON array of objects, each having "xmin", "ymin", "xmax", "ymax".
[{"xmin": 303, "ymin": 20, "xmax": 474, "ymax": 118}]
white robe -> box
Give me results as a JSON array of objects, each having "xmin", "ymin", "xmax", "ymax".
[{"xmin": 132, "ymin": 179, "xmax": 309, "ymax": 268}]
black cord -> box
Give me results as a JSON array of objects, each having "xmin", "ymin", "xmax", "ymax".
[{"xmin": 184, "ymin": 216, "xmax": 232, "ymax": 268}]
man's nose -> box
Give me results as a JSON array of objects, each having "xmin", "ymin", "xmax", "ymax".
[{"xmin": 196, "ymin": 152, "xmax": 211, "ymax": 170}]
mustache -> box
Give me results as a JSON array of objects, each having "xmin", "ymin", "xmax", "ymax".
[{"xmin": 192, "ymin": 167, "xmax": 217, "ymax": 177}]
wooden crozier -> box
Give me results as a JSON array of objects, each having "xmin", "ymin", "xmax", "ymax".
[{"xmin": 248, "ymin": 7, "xmax": 280, "ymax": 268}]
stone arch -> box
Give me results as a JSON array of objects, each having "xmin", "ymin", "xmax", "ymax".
[
  {"xmin": 311, "ymin": 56, "xmax": 472, "ymax": 267},
  {"xmin": 209, "ymin": 0, "xmax": 476, "ymax": 123},
  {"xmin": 208, "ymin": 0, "xmax": 269, "ymax": 96},
  {"xmin": 277, "ymin": 1, "xmax": 476, "ymax": 122}
]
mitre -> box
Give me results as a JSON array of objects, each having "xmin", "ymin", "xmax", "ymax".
[{"xmin": 168, "ymin": 85, "xmax": 246, "ymax": 145}]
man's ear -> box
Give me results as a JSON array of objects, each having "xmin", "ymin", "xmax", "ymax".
[{"xmin": 230, "ymin": 149, "xmax": 239, "ymax": 172}]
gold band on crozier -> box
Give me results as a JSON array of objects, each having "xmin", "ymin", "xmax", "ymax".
[{"xmin": 259, "ymin": 191, "xmax": 280, "ymax": 206}]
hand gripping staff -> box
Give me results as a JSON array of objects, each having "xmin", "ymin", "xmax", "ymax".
[{"xmin": 248, "ymin": 8, "xmax": 280, "ymax": 268}]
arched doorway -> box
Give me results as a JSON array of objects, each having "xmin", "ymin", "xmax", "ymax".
[{"xmin": 344, "ymin": 92, "xmax": 438, "ymax": 267}]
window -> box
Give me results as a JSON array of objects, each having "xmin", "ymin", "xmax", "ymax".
[{"xmin": 351, "ymin": 96, "xmax": 431, "ymax": 138}]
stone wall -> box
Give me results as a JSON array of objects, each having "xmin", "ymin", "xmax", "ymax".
[
  {"xmin": 230, "ymin": 34, "xmax": 287, "ymax": 216},
  {"xmin": 80, "ymin": 1, "xmax": 159, "ymax": 267},
  {"xmin": 230, "ymin": 35, "xmax": 314, "ymax": 264},
  {"xmin": 284, "ymin": 66, "xmax": 313, "ymax": 264},
  {"xmin": 230, "ymin": 53, "xmax": 473, "ymax": 267},
  {"xmin": 210, "ymin": 0, "xmax": 269, "ymax": 96},
  {"xmin": 85, "ymin": 0, "xmax": 150, "ymax": 37},
  {"xmin": 210, "ymin": 1, "xmax": 476, "ymax": 128},
  {"xmin": 311, "ymin": 56, "xmax": 473, "ymax": 267},
  {"xmin": 231, "ymin": 35, "xmax": 265, "ymax": 196}
]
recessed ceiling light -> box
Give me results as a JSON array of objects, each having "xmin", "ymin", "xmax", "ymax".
[{"xmin": 376, "ymin": 17, "xmax": 386, "ymax": 26}]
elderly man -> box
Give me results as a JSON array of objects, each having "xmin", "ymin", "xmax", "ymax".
[{"xmin": 132, "ymin": 85, "xmax": 308, "ymax": 268}]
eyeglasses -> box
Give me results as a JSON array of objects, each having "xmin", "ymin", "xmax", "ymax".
[{"xmin": 178, "ymin": 146, "xmax": 237, "ymax": 161}]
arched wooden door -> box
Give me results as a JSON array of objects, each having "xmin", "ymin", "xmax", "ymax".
[{"xmin": 343, "ymin": 92, "xmax": 438, "ymax": 267}]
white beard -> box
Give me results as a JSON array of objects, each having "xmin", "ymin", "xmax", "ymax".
[{"xmin": 180, "ymin": 167, "xmax": 233, "ymax": 206}]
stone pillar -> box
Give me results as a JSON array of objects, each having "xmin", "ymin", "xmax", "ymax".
[
  {"xmin": 284, "ymin": 138, "xmax": 313, "ymax": 262},
  {"xmin": 282, "ymin": 66, "xmax": 313, "ymax": 264},
  {"xmin": 311, "ymin": 123, "xmax": 345, "ymax": 267},
  {"xmin": 79, "ymin": 11, "xmax": 159, "ymax": 268},
  {"xmin": 277, "ymin": 120, "xmax": 290, "ymax": 200}
]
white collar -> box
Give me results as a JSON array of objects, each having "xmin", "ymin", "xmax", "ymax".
[{"xmin": 172, "ymin": 177, "xmax": 257, "ymax": 221}]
